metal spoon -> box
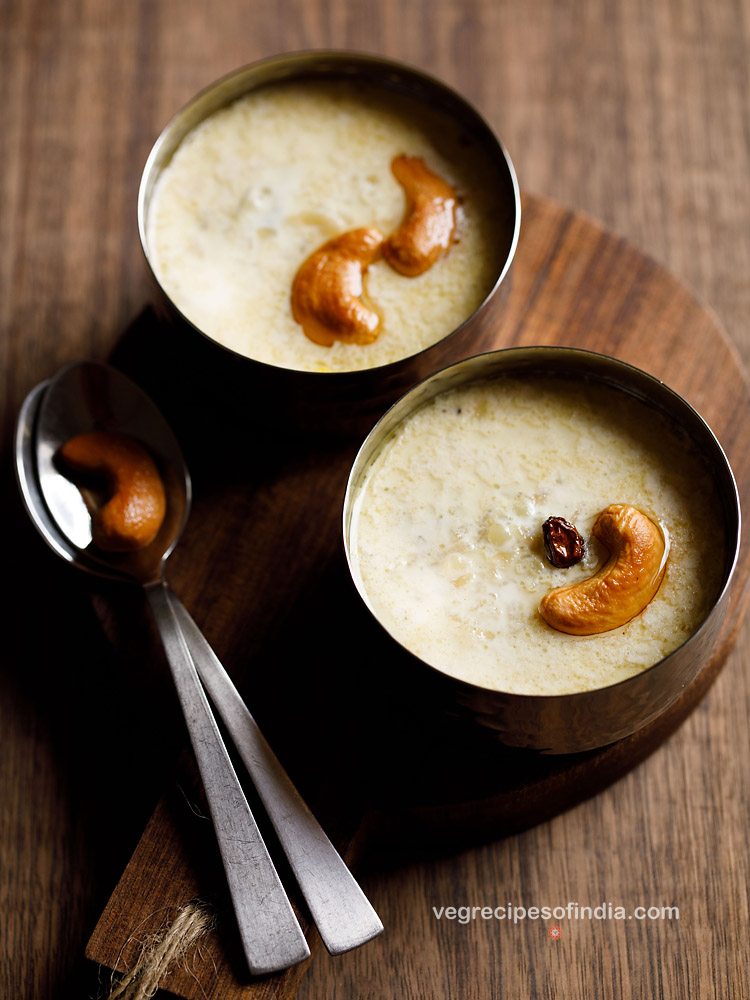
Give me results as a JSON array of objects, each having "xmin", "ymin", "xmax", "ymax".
[
  {"xmin": 15, "ymin": 363, "xmax": 383, "ymax": 964},
  {"xmin": 21, "ymin": 363, "xmax": 309, "ymax": 974}
]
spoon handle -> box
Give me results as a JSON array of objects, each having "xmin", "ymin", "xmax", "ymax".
[
  {"xmin": 145, "ymin": 582, "xmax": 310, "ymax": 975},
  {"xmin": 166, "ymin": 589, "xmax": 384, "ymax": 955}
]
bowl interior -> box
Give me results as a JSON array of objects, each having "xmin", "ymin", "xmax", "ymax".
[
  {"xmin": 343, "ymin": 345, "xmax": 741, "ymax": 701},
  {"xmin": 138, "ymin": 51, "xmax": 521, "ymax": 378}
]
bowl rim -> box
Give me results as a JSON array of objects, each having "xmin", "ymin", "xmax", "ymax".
[
  {"xmin": 342, "ymin": 343, "xmax": 742, "ymax": 704},
  {"xmin": 137, "ymin": 48, "xmax": 522, "ymax": 378}
]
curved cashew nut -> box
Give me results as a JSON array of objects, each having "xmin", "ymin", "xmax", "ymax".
[
  {"xmin": 291, "ymin": 228, "xmax": 384, "ymax": 346},
  {"xmin": 382, "ymin": 155, "xmax": 458, "ymax": 277},
  {"xmin": 59, "ymin": 431, "xmax": 167, "ymax": 552},
  {"xmin": 539, "ymin": 504, "xmax": 669, "ymax": 636}
]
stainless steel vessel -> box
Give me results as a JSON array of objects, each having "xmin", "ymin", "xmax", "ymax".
[
  {"xmin": 138, "ymin": 51, "xmax": 521, "ymax": 433},
  {"xmin": 343, "ymin": 346, "xmax": 741, "ymax": 753}
]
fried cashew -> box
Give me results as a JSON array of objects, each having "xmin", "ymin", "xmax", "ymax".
[
  {"xmin": 539, "ymin": 504, "xmax": 669, "ymax": 636},
  {"xmin": 382, "ymin": 155, "xmax": 458, "ymax": 277},
  {"xmin": 291, "ymin": 227, "xmax": 384, "ymax": 346},
  {"xmin": 59, "ymin": 431, "xmax": 167, "ymax": 552}
]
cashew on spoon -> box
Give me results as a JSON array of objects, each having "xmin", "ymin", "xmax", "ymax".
[
  {"xmin": 291, "ymin": 227, "xmax": 384, "ymax": 346},
  {"xmin": 539, "ymin": 504, "xmax": 669, "ymax": 636},
  {"xmin": 58, "ymin": 431, "xmax": 167, "ymax": 552},
  {"xmin": 382, "ymin": 155, "xmax": 458, "ymax": 277}
]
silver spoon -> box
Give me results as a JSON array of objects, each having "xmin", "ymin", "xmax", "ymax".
[
  {"xmin": 15, "ymin": 364, "xmax": 383, "ymax": 965},
  {"xmin": 22, "ymin": 363, "xmax": 309, "ymax": 974}
]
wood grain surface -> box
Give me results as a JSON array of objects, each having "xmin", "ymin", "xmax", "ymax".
[{"xmin": 2, "ymin": 2, "xmax": 749, "ymax": 999}]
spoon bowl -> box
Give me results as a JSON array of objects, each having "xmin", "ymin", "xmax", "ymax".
[{"xmin": 35, "ymin": 362, "xmax": 190, "ymax": 584}]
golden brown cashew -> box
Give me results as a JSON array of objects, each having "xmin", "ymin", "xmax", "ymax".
[
  {"xmin": 59, "ymin": 431, "xmax": 167, "ymax": 552},
  {"xmin": 291, "ymin": 228, "xmax": 384, "ymax": 346},
  {"xmin": 382, "ymin": 155, "xmax": 458, "ymax": 277},
  {"xmin": 539, "ymin": 504, "xmax": 668, "ymax": 636}
]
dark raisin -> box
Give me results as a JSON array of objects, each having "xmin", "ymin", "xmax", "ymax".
[{"xmin": 542, "ymin": 516, "xmax": 585, "ymax": 568}]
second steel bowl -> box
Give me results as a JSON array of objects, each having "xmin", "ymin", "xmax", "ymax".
[
  {"xmin": 343, "ymin": 346, "xmax": 741, "ymax": 754},
  {"xmin": 138, "ymin": 51, "xmax": 521, "ymax": 434}
]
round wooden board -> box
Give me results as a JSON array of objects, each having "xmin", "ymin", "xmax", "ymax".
[
  {"xmin": 89, "ymin": 193, "xmax": 750, "ymax": 998},
  {"xmin": 362, "ymin": 193, "xmax": 750, "ymax": 844},
  {"xmin": 112, "ymin": 193, "xmax": 750, "ymax": 846}
]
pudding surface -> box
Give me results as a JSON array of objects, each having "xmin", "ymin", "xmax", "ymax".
[
  {"xmin": 148, "ymin": 79, "xmax": 507, "ymax": 372},
  {"xmin": 350, "ymin": 376, "xmax": 725, "ymax": 695}
]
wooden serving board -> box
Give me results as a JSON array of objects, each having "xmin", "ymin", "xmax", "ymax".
[{"xmin": 86, "ymin": 194, "xmax": 750, "ymax": 999}]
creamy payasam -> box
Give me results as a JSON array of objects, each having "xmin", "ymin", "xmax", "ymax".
[
  {"xmin": 147, "ymin": 79, "xmax": 507, "ymax": 372},
  {"xmin": 350, "ymin": 377, "xmax": 725, "ymax": 695}
]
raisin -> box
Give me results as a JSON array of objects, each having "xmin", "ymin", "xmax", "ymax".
[{"xmin": 542, "ymin": 516, "xmax": 585, "ymax": 568}]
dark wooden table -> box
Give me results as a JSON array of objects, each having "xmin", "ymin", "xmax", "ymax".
[{"xmin": 2, "ymin": 2, "xmax": 749, "ymax": 997}]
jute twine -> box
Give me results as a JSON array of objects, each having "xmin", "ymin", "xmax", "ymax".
[{"xmin": 104, "ymin": 901, "xmax": 215, "ymax": 1000}]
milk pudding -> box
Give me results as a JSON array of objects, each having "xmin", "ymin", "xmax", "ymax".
[
  {"xmin": 350, "ymin": 376, "xmax": 725, "ymax": 695},
  {"xmin": 147, "ymin": 79, "xmax": 507, "ymax": 372}
]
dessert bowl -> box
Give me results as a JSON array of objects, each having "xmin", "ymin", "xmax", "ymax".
[
  {"xmin": 343, "ymin": 346, "xmax": 741, "ymax": 753},
  {"xmin": 138, "ymin": 51, "xmax": 520, "ymax": 432}
]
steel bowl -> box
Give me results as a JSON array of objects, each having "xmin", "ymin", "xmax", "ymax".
[
  {"xmin": 138, "ymin": 51, "xmax": 520, "ymax": 434},
  {"xmin": 343, "ymin": 346, "xmax": 741, "ymax": 753}
]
